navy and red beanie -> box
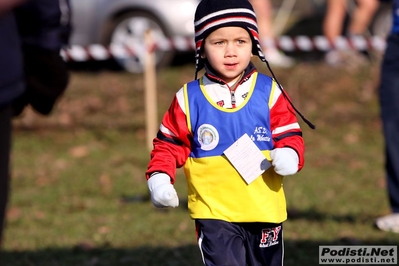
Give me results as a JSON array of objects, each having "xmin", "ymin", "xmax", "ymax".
[{"xmin": 194, "ymin": 0, "xmax": 266, "ymax": 78}]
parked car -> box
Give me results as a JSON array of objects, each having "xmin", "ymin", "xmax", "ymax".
[{"xmin": 68, "ymin": 0, "xmax": 200, "ymax": 73}]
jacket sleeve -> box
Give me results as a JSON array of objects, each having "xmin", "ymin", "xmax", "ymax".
[
  {"xmin": 146, "ymin": 93, "xmax": 192, "ymax": 183},
  {"xmin": 15, "ymin": 0, "xmax": 71, "ymax": 50},
  {"xmin": 11, "ymin": 0, "xmax": 71, "ymax": 116},
  {"xmin": 270, "ymin": 85, "xmax": 305, "ymax": 171},
  {"xmin": 0, "ymin": 0, "xmax": 25, "ymax": 16}
]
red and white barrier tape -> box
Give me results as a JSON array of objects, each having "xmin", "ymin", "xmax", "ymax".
[{"xmin": 61, "ymin": 35, "xmax": 387, "ymax": 62}]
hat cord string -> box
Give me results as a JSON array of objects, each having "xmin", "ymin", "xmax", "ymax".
[{"xmin": 265, "ymin": 60, "xmax": 316, "ymax": 130}]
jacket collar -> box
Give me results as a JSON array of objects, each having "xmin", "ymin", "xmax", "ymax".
[{"xmin": 203, "ymin": 61, "xmax": 257, "ymax": 86}]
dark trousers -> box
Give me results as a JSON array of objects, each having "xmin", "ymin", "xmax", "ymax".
[
  {"xmin": 0, "ymin": 105, "xmax": 12, "ymax": 246},
  {"xmin": 379, "ymin": 34, "xmax": 399, "ymax": 213},
  {"xmin": 195, "ymin": 219, "xmax": 283, "ymax": 266}
]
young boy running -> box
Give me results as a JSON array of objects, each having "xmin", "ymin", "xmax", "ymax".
[{"xmin": 146, "ymin": 0, "xmax": 312, "ymax": 265}]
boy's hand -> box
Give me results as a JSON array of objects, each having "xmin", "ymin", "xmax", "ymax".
[
  {"xmin": 270, "ymin": 147, "xmax": 299, "ymax": 176},
  {"xmin": 147, "ymin": 173, "xmax": 179, "ymax": 208}
]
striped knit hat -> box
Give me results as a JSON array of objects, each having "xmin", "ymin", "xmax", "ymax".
[{"xmin": 194, "ymin": 0, "xmax": 266, "ymax": 78}]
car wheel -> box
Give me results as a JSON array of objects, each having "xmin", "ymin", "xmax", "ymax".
[{"xmin": 103, "ymin": 11, "xmax": 175, "ymax": 73}]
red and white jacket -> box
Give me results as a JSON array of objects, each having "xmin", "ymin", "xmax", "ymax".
[{"xmin": 146, "ymin": 63, "xmax": 305, "ymax": 182}]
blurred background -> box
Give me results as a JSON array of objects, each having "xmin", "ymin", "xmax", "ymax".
[
  {"xmin": 2, "ymin": 0, "xmax": 398, "ymax": 265},
  {"xmin": 66, "ymin": 0, "xmax": 392, "ymax": 72}
]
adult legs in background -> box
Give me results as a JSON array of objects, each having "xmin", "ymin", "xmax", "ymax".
[
  {"xmin": 0, "ymin": 105, "xmax": 12, "ymax": 247},
  {"xmin": 323, "ymin": 0, "xmax": 379, "ymax": 67},
  {"xmin": 250, "ymin": 0, "xmax": 274, "ymax": 41},
  {"xmin": 250, "ymin": 0, "xmax": 295, "ymax": 68},
  {"xmin": 323, "ymin": 0, "xmax": 347, "ymax": 44},
  {"xmin": 375, "ymin": 34, "xmax": 399, "ymax": 233},
  {"xmin": 349, "ymin": 0, "xmax": 380, "ymax": 36}
]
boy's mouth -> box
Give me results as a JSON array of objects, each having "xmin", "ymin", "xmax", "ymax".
[{"xmin": 225, "ymin": 63, "xmax": 238, "ymax": 69}]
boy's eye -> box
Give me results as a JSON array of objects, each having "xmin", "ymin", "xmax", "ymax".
[{"xmin": 214, "ymin": 40, "xmax": 225, "ymax": 45}]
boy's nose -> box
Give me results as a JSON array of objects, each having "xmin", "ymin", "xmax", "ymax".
[{"xmin": 225, "ymin": 43, "xmax": 236, "ymax": 57}]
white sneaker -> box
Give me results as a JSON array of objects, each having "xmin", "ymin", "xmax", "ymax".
[
  {"xmin": 264, "ymin": 48, "xmax": 295, "ymax": 68},
  {"xmin": 375, "ymin": 213, "xmax": 399, "ymax": 233}
]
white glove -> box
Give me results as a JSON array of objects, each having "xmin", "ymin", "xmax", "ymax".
[
  {"xmin": 270, "ymin": 147, "xmax": 299, "ymax": 176},
  {"xmin": 147, "ymin": 173, "xmax": 179, "ymax": 208}
]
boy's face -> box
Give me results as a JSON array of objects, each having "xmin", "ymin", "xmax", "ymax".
[{"xmin": 202, "ymin": 27, "xmax": 253, "ymax": 84}]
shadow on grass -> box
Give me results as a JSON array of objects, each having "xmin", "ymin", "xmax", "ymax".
[
  {"xmin": 2, "ymin": 239, "xmax": 398, "ymax": 266},
  {"xmin": 119, "ymin": 199, "xmax": 375, "ymax": 225},
  {"xmin": 287, "ymin": 208, "xmax": 369, "ymax": 223},
  {"xmin": 1, "ymin": 244, "xmax": 203, "ymax": 266}
]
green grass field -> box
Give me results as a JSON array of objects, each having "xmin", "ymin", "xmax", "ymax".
[{"xmin": 1, "ymin": 58, "xmax": 398, "ymax": 265}]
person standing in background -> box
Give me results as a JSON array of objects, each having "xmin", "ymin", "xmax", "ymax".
[
  {"xmin": 0, "ymin": 0, "xmax": 26, "ymax": 249},
  {"xmin": 0, "ymin": 0, "xmax": 71, "ymax": 250},
  {"xmin": 375, "ymin": 0, "xmax": 399, "ymax": 233},
  {"xmin": 249, "ymin": 0, "xmax": 295, "ymax": 68},
  {"xmin": 323, "ymin": 0, "xmax": 380, "ymax": 66}
]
